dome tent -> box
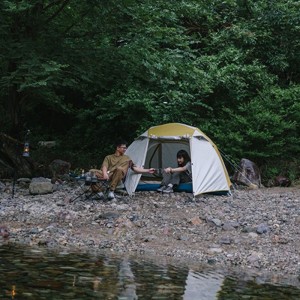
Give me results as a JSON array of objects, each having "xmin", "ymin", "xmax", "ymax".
[{"xmin": 124, "ymin": 123, "xmax": 231, "ymax": 196}]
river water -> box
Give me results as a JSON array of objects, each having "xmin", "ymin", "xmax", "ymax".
[{"xmin": 1, "ymin": 244, "xmax": 300, "ymax": 299}]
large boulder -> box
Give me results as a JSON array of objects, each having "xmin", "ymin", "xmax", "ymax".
[
  {"xmin": 232, "ymin": 158, "xmax": 261, "ymax": 188},
  {"xmin": 29, "ymin": 177, "xmax": 53, "ymax": 195}
]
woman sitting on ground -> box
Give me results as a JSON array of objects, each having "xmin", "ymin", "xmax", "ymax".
[{"xmin": 157, "ymin": 149, "xmax": 192, "ymax": 193}]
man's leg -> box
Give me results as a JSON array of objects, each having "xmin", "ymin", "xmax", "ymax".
[
  {"xmin": 88, "ymin": 169, "xmax": 106, "ymax": 193},
  {"xmin": 108, "ymin": 167, "xmax": 126, "ymax": 199}
]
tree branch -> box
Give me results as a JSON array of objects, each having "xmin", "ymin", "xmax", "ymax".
[
  {"xmin": 63, "ymin": 10, "xmax": 90, "ymax": 35},
  {"xmin": 43, "ymin": 0, "xmax": 65, "ymax": 11},
  {"xmin": 45, "ymin": 0, "xmax": 71, "ymax": 24}
]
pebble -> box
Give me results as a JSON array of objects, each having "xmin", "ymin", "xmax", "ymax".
[{"xmin": 0, "ymin": 182, "xmax": 300, "ymax": 277}]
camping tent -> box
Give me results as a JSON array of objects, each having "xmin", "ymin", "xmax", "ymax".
[{"xmin": 124, "ymin": 123, "xmax": 231, "ymax": 196}]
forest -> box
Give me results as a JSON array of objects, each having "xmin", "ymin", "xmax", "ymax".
[{"xmin": 0, "ymin": 0, "xmax": 299, "ymax": 184}]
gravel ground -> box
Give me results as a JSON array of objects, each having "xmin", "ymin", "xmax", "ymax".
[{"xmin": 1, "ymin": 181, "xmax": 300, "ymax": 279}]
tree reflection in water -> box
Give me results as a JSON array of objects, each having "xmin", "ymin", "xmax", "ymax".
[{"xmin": 0, "ymin": 245, "xmax": 300, "ymax": 299}]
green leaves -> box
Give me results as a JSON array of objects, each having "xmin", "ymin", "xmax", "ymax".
[
  {"xmin": 209, "ymin": 85, "xmax": 300, "ymax": 163},
  {"xmin": 0, "ymin": 0, "xmax": 299, "ymax": 181}
]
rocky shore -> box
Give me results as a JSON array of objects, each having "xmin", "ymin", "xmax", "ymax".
[{"xmin": 1, "ymin": 180, "xmax": 300, "ymax": 278}]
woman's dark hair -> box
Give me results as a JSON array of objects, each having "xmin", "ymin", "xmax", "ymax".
[{"xmin": 177, "ymin": 150, "xmax": 191, "ymax": 166}]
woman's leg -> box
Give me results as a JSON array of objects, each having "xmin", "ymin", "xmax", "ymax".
[
  {"xmin": 161, "ymin": 171, "xmax": 172, "ymax": 186},
  {"xmin": 168, "ymin": 172, "xmax": 181, "ymax": 186}
]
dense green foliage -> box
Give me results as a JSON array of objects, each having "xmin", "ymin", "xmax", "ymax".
[{"xmin": 0, "ymin": 0, "xmax": 299, "ymax": 182}]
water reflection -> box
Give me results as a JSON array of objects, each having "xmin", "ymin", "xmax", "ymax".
[
  {"xmin": 183, "ymin": 271, "xmax": 224, "ymax": 299},
  {"xmin": 0, "ymin": 244, "xmax": 300, "ymax": 299}
]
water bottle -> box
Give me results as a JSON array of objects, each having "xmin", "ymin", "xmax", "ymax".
[{"xmin": 91, "ymin": 171, "xmax": 97, "ymax": 183}]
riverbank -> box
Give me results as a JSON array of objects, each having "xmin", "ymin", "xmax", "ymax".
[{"xmin": 1, "ymin": 182, "xmax": 300, "ymax": 278}]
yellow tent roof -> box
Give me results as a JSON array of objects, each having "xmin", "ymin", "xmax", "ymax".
[{"xmin": 148, "ymin": 123, "xmax": 199, "ymax": 137}]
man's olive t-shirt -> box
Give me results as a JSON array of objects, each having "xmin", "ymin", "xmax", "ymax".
[{"xmin": 102, "ymin": 154, "xmax": 132, "ymax": 173}]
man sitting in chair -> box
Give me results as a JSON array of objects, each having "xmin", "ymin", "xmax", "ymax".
[{"xmin": 90, "ymin": 139, "xmax": 155, "ymax": 200}]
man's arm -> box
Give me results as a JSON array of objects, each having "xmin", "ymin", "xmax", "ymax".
[
  {"xmin": 101, "ymin": 156, "xmax": 110, "ymax": 180},
  {"xmin": 132, "ymin": 165, "xmax": 155, "ymax": 174},
  {"xmin": 102, "ymin": 165, "xmax": 109, "ymax": 180}
]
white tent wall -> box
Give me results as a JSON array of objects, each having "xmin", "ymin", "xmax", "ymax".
[
  {"xmin": 124, "ymin": 137, "xmax": 149, "ymax": 195},
  {"xmin": 191, "ymin": 138, "xmax": 230, "ymax": 195}
]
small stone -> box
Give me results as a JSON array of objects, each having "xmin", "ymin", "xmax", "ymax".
[
  {"xmin": 249, "ymin": 232, "xmax": 258, "ymax": 238},
  {"xmin": 256, "ymin": 223, "xmax": 270, "ymax": 234}
]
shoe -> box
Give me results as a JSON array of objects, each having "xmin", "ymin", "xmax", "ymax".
[
  {"xmin": 157, "ymin": 185, "xmax": 167, "ymax": 192},
  {"xmin": 163, "ymin": 186, "xmax": 174, "ymax": 193},
  {"xmin": 96, "ymin": 192, "xmax": 104, "ymax": 199},
  {"xmin": 107, "ymin": 191, "xmax": 115, "ymax": 200}
]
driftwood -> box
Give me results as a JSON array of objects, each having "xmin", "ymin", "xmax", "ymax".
[{"xmin": 0, "ymin": 132, "xmax": 35, "ymax": 178}]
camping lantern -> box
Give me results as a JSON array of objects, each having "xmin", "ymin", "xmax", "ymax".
[
  {"xmin": 22, "ymin": 130, "xmax": 30, "ymax": 157},
  {"xmin": 22, "ymin": 142, "xmax": 30, "ymax": 157},
  {"xmin": 12, "ymin": 129, "xmax": 31, "ymax": 198}
]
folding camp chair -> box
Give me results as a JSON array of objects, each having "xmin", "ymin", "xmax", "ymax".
[
  {"xmin": 71, "ymin": 175, "xmax": 110, "ymax": 202},
  {"xmin": 71, "ymin": 164, "xmax": 131, "ymax": 202}
]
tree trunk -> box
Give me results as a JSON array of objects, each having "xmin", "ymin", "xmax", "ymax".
[
  {"xmin": 7, "ymin": 59, "xmax": 25, "ymax": 138},
  {"xmin": 0, "ymin": 132, "xmax": 34, "ymax": 179}
]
